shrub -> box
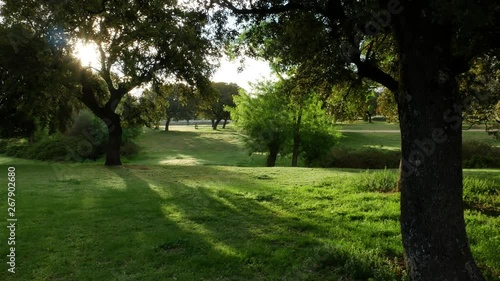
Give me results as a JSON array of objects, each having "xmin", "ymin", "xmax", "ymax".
[
  {"xmin": 327, "ymin": 147, "xmax": 400, "ymax": 169},
  {"xmin": 122, "ymin": 126, "xmax": 144, "ymax": 144},
  {"xmin": 120, "ymin": 141, "xmax": 141, "ymax": 157},
  {"xmin": 0, "ymin": 139, "xmax": 6, "ymax": 153},
  {"xmin": 5, "ymin": 139, "xmax": 29, "ymax": 157},
  {"xmin": 301, "ymin": 129, "xmax": 339, "ymax": 167},
  {"xmin": 462, "ymin": 141, "xmax": 500, "ymax": 168},
  {"xmin": 66, "ymin": 110, "xmax": 108, "ymax": 154}
]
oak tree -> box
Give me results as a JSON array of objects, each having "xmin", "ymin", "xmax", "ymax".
[
  {"xmin": 206, "ymin": 0, "xmax": 500, "ymax": 279},
  {"xmin": 1, "ymin": 0, "xmax": 216, "ymax": 165}
]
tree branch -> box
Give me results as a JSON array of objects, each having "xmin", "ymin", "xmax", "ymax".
[
  {"xmin": 355, "ymin": 59, "xmax": 399, "ymax": 99},
  {"xmin": 213, "ymin": 0, "xmax": 306, "ymax": 15}
]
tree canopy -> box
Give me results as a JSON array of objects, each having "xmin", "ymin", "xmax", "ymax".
[
  {"xmin": 0, "ymin": 24, "xmax": 81, "ymax": 139},
  {"xmin": 205, "ymin": 1, "xmax": 500, "ymax": 280},
  {"xmin": 1, "ymin": 0, "xmax": 219, "ymax": 165}
]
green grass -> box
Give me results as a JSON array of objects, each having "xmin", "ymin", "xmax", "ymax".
[
  {"xmin": 339, "ymin": 121, "xmax": 400, "ymax": 131},
  {"xmin": 338, "ymin": 128, "xmax": 498, "ymax": 150},
  {"xmin": 127, "ymin": 125, "xmax": 292, "ymax": 167},
  {"xmin": 0, "ymin": 124, "xmax": 498, "ymax": 280}
]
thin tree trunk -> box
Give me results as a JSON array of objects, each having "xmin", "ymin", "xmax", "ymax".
[
  {"xmin": 104, "ymin": 114, "xmax": 122, "ymax": 166},
  {"xmin": 212, "ymin": 118, "xmax": 222, "ymax": 130},
  {"xmin": 165, "ymin": 118, "xmax": 171, "ymax": 132},
  {"xmin": 266, "ymin": 145, "xmax": 279, "ymax": 167},
  {"xmin": 291, "ymin": 110, "xmax": 302, "ymax": 167},
  {"xmin": 222, "ymin": 118, "xmax": 228, "ymax": 129},
  {"xmin": 396, "ymin": 16, "xmax": 484, "ymax": 280}
]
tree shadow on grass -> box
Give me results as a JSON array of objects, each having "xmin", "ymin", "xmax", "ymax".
[
  {"xmin": 0, "ymin": 164, "xmax": 405, "ymax": 281},
  {"xmin": 107, "ymin": 165, "xmax": 405, "ymax": 281},
  {"xmin": 134, "ymin": 130, "xmax": 264, "ymax": 167}
]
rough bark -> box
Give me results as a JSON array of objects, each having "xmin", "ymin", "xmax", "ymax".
[
  {"xmin": 104, "ymin": 113, "xmax": 122, "ymax": 166},
  {"xmin": 78, "ymin": 69, "xmax": 125, "ymax": 166},
  {"xmin": 395, "ymin": 9, "xmax": 484, "ymax": 280}
]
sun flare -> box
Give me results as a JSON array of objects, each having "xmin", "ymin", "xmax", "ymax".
[{"xmin": 74, "ymin": 41, "xmax": 100, "ymax": 67}]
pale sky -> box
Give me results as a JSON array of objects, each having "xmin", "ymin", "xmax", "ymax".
[
  {"xmin": 74, "ymin": 41, "xmax": 274, "ymax": 93},
  {"xmin": 211, "ymin": 56, "xmax": 275, "ymax": 92}
]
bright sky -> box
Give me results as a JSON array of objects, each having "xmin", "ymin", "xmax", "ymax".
[
  {"xmin": 74, "ymin": 42, "xmax": 274, "ymax": 93},
  {"xmin": 211, "ymin": 56, "xmax": 275, "ymax": 91}
]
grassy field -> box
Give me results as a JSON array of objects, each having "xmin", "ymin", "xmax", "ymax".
[
  {"xmin": 339, "ymin": 121, "xmax": 498, "ymax": 150},
  {"xmin": 0, "ymin": 124, "xmax": 498, "ymax": 281}
]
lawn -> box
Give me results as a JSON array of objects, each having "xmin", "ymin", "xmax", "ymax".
[
  {"xmin": 0, "ymin": 124, "xmax": 498, "ymax": 281},
  {"xmin": 338, "ymin": 121, "xmax": 498, "ymax": 150}
]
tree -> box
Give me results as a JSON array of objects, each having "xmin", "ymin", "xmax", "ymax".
[
  {"xmin": 2, "ymin": 0, "xmax": 215, "ymax": 165},
  {"xmin": 0, "ymin": 24, "xmax": 81, "ymax": 139},
  {"xmin": 459, "ymin": 55, "xmax": 500, "ymax": 138},
  {"xmin": 231, "ymin": 80, "xmax": 337, "ymax": 167},
  {"xmin": 203, "ymin": 82, "xmax": 239, "ymax": 130},
  {"xmin": 207, "ymin": 0, "xmax": 500, "ymax": 279},
  {"xmin": 159, "ymin": 83, "xmax": 200, "ymax": 132},
  {"xmin": 231, "ymin": 81, "xmax": 293, "ymax": 166},
  {"xmin": 327, "ymin": 79, "xmax": 379, "ymax": 123},
  {"xmin": 139, "ymin": 88, "xmax": 169, "ymax": 130},
  {"xmin": 377, "ymin": 88, "xmax": 399, "ymax": 123}
]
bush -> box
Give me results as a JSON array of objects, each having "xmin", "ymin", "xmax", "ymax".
[
  {"xmin": 4, "ymin": 139, "xmax": 29, "ymax": 157},
  {"xmin": 301, "ymin": 130, "xmax": 339, "ymax": 167},
  {"xmin": 324, "ymin": 141, "xmax": 499, "ymax": 169},
  {"xmin": 0, "ymin": 139, "xmax": 7, "ymax": 153},
  {"xmin": 462, "ymin": 141, "xmax": 500, "ymax": 168},
  {"xmin": 120, "ymin": 141, "xmax": 141, "ymax": 157},
  {"xmin": 122, "ymin": 126, "xmax": 144, "ymax": 144},
  {"xmin": 327, "ymin": 147, "xmax": 400, "ymax": 169},
  {"xmin": 66, "ymin": 110, "xmax": 108, "ymax": 155}
]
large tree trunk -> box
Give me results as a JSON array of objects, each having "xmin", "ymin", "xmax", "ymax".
[
  {"xmin": 104, "ymin": 114, "xmax": 122, "ymax": 166},
  {"xmin": 396, "ymin": 12, "xmax": 484, "ymax": 280},
  {"xmin": 291, "ymin": 110, "xmax": 302, "ymax": 167}
]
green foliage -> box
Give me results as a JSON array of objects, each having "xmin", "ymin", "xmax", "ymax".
[
  {"xmin": 462, "ymin": 141, "xmax": 500, "ymax": 168},
  {"xmin": 202, "ymin": 82, "xmax": 240, "ymax": 129},
  {"xmin": 0, "ymin": 24, "xmax": 81, "ymax": 138},
  {"xmin": 231, "ymin": 81, "xmax": 339, "ymax": 166},
  {"xmin": 230, "ymin": 81, "xmax": 293, "ymax": 159},
  {"xmin": 67, "ymin": 110, "xmax": 108, "ymax": 156},
  {"xmin": 328, "ymin": 147, "xmax": 401, "ymax": 169},
  {"xmin": 296, "ymin": 96, "xmax": 340, "ymax": 166},
  {"xmin": 0, "ymin": 110, "xmax": 142, "ymax": 162},
  {"xmin": 120, "ymin": 141, "xmax": 141, "ymax": 157},
  {"xmin": 376, "ymin": 89, "xmax": 399, "ymax": 123},
  {"xmin": 459, "ymin": 55, "xmax": 500, "ymax": 135},
  {"xmin": 122, "ymin": 126, "xmax": 144, "ymax": 145},
  {"xmin": 2, "ymin": 139, "xmax": 29, "ymax": 157}
]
